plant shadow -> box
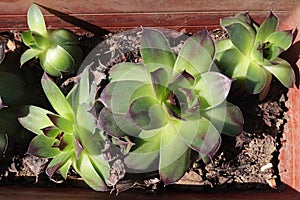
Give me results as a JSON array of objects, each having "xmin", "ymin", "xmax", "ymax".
[{"xmin": 35, "ymin": 3, "xmax": 111, "ymax": 36}]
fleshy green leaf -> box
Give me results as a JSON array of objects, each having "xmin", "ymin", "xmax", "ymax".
[
  {"xmin": 40, "ymin": 45, "xmax": 75, "ymax": 73},
  {"xmin": 141, "ymin": 28, "xmax": 175, "ymax": 73},
  {"xmin": 109, "ymin": 62, "xmax": 150, "ymax": 83},
  {"xmin": 265, "ymin": 30, "xmax": 293, "ymax": 52},
  {"xmin": 88, "ymin": 155, "xmax": 110, "ymax": 183},
  {"xmin": 76, "ymin": 68, "xmax": 91, "ymax": 106},
  {"xmin": 215, "ymin": 48, "xmax": 249, "ymax": 78},
  {"xmin": 150, "ymin": 67, "xmax": 170, "ymax": 100},
  {"xmin": 173, "ymin": 30, "xmax": 214, "ymax": 76},
  {"xmin": 235, "ymin": 12, "xmax": 253, "ymax": 26},
  {"xmin": 50, "ymin": 29, "xmax": 80, "ymax": 45},
  {"xmin": 263, "ymin": 58, "xmax": 295, "ymax": 88},
  {"xmin": 18, "ymin": 105, "xmax": 55, "ymax": 135},
  {"xmin": 216, "ymin": 39, "xmax": 233, "ymax": 55},
  {"xmin": 72, "ymin": 150, "xmax": 108, "ymax": 191},
  {"xmin": 198, "ymin": 29, "xmax": 216, "ymax": 59},
  {"xmin": 172, "ymin": 88, "xmax": 199, "ymax": 118},
  {"xmin": 39, "ymin": 56, "xmax": 61, "ymax": 77},
  {"xmin": 58, "ymin": 159, "xmax": 73, "ymax": 179},
  {"xmin": 98, "ymin": 107, "xmax": 141, "ymax": 138},
  {"xmin": 169, "ymin": 70, "xmax": 195, "ymax": 90},
  {"xmin": 195, "ymin": 72, "xmax": 232, "ymax": 109},
  {"xmin": 221, "ymin": 14, "xmax": 254, "ymax": 35},
  {"xmin": 159, "ymin": 123, "xmax": 190, "ymax": 184},
  {"xmin": 46, "ymin": 151, "xmax": 74, "ymax": 178},
  {"xmin": 201, "ymin": 101, "xmax": 243, "ymax": 136},
  {"xmin": 129, "ymin": 83, "xmax": 156, "ymax": 102},
  {"xmin": 76, "ymin": 103, "xmax": 96, "ymax": 136},
  {"xmin": 76, "ymin": 103, "xmax": 105, "ymax": 155},
  {"xmin": 27, "ymin": 4, "xmax": 47, "ymax": 37},
  {"xmin": 60, "ymin": 44, "xmax": 83, "ymax": 69},
  {"xmin": 41, "ymin": 126, "xmax": 62, "ymax": 138},
  {"xmin": 21, "ymin": 31, "xmax": 43, "ymax": 50},
  {"xmin": 70, "ymin": 68, "xmax": 95, "ymax": 111},
  {"xmin": 127, "ymin": 96, "xmax": 166, "ymax": 130},
  {"xmin": 41, "ymin": 73, "xmax": 74, "ymax": 120},
  {"xmin": 58, "ymin": 134, "xmax": 74, "ymax": 152},
  {"xmin": 66, "ymin": 83, "xmax": 78, "ymax": 105},
  {"xmin": 20, "ymin": 48, "xmax": 42, "ymax": 66},
  {"xmin": 99, "ymin": 80, "xmax": 149, "ymax": 114},
  {"xmin": 160, "ymin": 147, "xmax": 190, "ymax": 185},
  {"xmin": 256, "ymin": 12, "xmax": 278, "ymax": 42},
  {"xmin": 31, "ymin": 31, "xmax": 50, "ymax": 49},
  {"xmin": 251, "ymin": 42, "xmax": 264, "ymax": 63},
  {"xmin": 225, "ymin": 23, "xmax": 255, "ymax": 56},
  {"xmin": 74, "ymin": 136, "xmax": 83, "ymax": 158},
  {"xmin": 268, "ymin": 45, "xmax": 284, "ymax": 61},
  {"xmin": 0, "ymin": 41, "xmax": 4, "ymax": 64},
  {"xmin": 0, "ymin": 108, "xmax": 20, "ymax": 135},
  {"xmin": 27, "ymin": 134, "xmax": 60, "ymax": 158},
  {"xmin": 0, "ymin": 131, "xmax": 7, "ymax": 155},
  {"xmin": 47, "ymin": 114, "xmax": 73, "ymax": 134},
  {"xmin": 178, "ymin": 117, "xmax": 221, "ymax": 155},
  {"xmin": 124, "ymin": 130, "xmax": 161, "ymax": 172},
  {"xmin": 245, "ymin": 61, "xmax": 268, "ymax": 94},
  {"xmin": 0, "ymin": 73, "xmax": 25, "ymax": 105}
]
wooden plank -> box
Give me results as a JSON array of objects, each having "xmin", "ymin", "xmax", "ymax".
[
  {"xmin": 279, "ymin": 6, "xmax": 300, "ymax": 192},
  {"xmin": 0, "ymin": 0, "xmax": 298, "ymax": 33},
  {"xmin": 0, "ymin": 11, "xmax": 291, "ymax": 33},
  {"xmin": 0, "ymin": 0, "xmax": 299, "ymax": 14},
  {"xmin": 0, "ymin": 186, "xmax": 299, "ymax": 200}
]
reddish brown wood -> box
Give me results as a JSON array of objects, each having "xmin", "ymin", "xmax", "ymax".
[
  {"xmin": 0, "ymin": 0, "xmax": 297, "ymax": 33},
  {"xmin": 0, "ymin": 12, "xmax": 277, "ymax": 33},
  {"xmin": 0, "ymin": 186, "xmax": 299, "ymax": 200},
  {"xmin": 0, "ymin": 0, "xmax": 299, "ymax": 14},
  {"xmin": 279, "ymin": 6, "xmax": 300, "ymax": 193}
]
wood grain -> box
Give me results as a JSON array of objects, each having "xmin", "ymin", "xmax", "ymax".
[
  {"xmin": 0, "ymin": 0, "xmax": 298, "ymax": 33},
  {"xmin": 0, "ymin": 186, "xmax": 299, "ymax": 200}
]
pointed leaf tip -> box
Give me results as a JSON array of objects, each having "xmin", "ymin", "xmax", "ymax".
[
  {"xmin": 256, "ymin": 11, "xmax": 278, "ymax": 42},
  {"xmin": 46, "ymin": 114, "xmax": 73, "ymax": 133},
  {"xmin": 27, "ymin": 134, "xmax": 60, "ymax": 158},
  {"xmin": 141, "ymin": 28, "xmax": 175, "ymax": 72},
  {"xmin": 198, "ymin": 29, "xmax": 216, "ymax": 58},
  {"xmin": 174, "ymin": 31, "xmax": 215, "ymax": 76},
  {"xmin": 41, "ymin": 73, "xmax": 74, "ymax": 120},
  {"xmin": 41, "ymin": 126, "xmax": 61, "ymax": 138}
]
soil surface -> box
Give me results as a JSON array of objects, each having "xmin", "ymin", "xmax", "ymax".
[{"xmin": 0, "ymin": 28, "xmax": 290, "ymax": 193}]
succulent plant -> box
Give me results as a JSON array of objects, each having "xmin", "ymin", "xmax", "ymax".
[
  {"xmin": 0, "ymin": 131, "xmax": 7, "ymax": 156},
  {"xmin": 0, "ymin": 72, "xmax": 25, "ymax": 106},
  {"xmin": 20, "ymin": 4, "xmax": 83, "ymax": 77},
  {"xmin": 19, "ymin": 68, "xmax": 110, "ymax": 191},
  {"xmin": 98, "ymin": 28, "xmax": 243, "ymax": 184},
  {"xmin": 215, "ymin": 12, "xmax": 295, "ymax": 99},
  {"xmin": 0, "ymin": 52, "xmax": 44, "ymax": 107},
  {"xmin": 0, "ymin": 40, "xmax": 4, "ymax": 64},
  {"xmin": 0, "ymin": 107, "xmax": 26, "ymax": 157},
  {"xmin": 0, "ymin": 52, "xmax": 27, "ymax": 106}
]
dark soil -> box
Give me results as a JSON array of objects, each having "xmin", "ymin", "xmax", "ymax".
[{"xmin": 0, "ymin": 28, "xmax": 290, "ymax": 193}]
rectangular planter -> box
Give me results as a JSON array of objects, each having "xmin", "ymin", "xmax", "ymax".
[{"xmin": 0, "ymin": 0, "xmax": 299, "ymax": 198}]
